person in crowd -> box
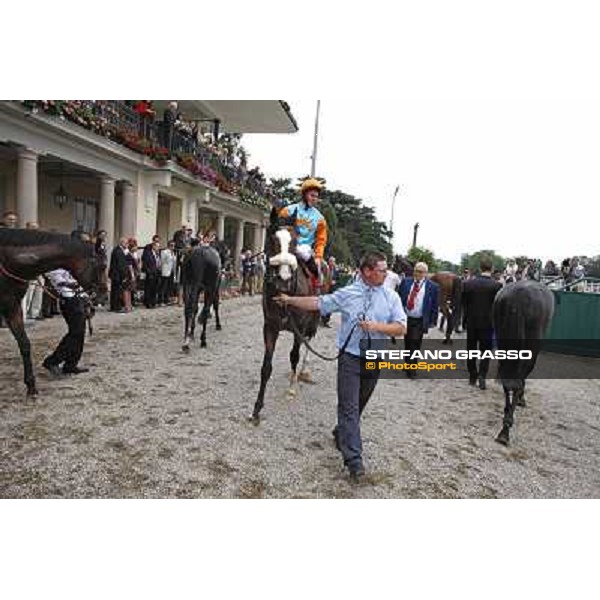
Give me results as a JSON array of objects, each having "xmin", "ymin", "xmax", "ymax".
[
  {"xmin": 273, "ymin": 252, "xmax": 407, "ymax": 481},
  {"xmin": 133, "ymin": 100, "xmax": 155, "ymax": 138},
  {"xmin": 123, "ymin": 238, "xmax": 140, "ymax": 312},
  {"xmin": 398, "ymin": 262, "xmax": 439, "ymax": 379},
  {"xmin": 159, "ymin": 240, "xmax": 177, "ymax": 306},
  {"xmin": 462, "ymin": 257, "xmax": 503, "ymax": 389},
  {"xmin": 42, "ymin": 268, "xmax": 90, "ymax": 376},
  {"xmin": 21, "ymin": 221, "xmax": 44, "ymax": 321},
  {"xmin": 543, "ymin": 260, "xmax": 559, "ymax": 277},
  {"xmin": 255, "ymin": 253, "xmax": 265, "ymax": 295},
  {"xmin": 162, "ymin": 101, "xmax": 178, "ymax": 153},
  {"xmin": 241, "ymin": 249, "xmax": 256, "ymax": 295},
  {"xmin": 561, "ymin": 257, "xmax": 572, "ymax": 283},
  {"xmin": 321, "ymin": 256, "xmax": 340, "ymax": 327},
  {"xmin": 142, "ymin": 238, "xmax": 161, "ymax": 308},
  {"xmin": 2, "ymin": 211, "xmax": 18, "ymax": 228},
  {"xmin": 108, "ymin": 237, "xmax": 129, "ymax": 312},
  {"xmin": 94, "ymin": 229, "xmax": 109, "ymax": 307},
  {"xmin": 504, "ymin": 259, "xmax": 518, "ymax": 283},
  {"xmin": 383, "ymin": 267, "xmax": 401, "ymax": 292}
]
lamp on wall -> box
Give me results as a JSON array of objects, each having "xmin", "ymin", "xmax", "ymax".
[{"xmin": 53, "ymin": 163, "xmax": 68, "ymax": 210}]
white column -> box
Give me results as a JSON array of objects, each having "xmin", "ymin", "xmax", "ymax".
[
  {"xmin": 252, "ymin": 223, "xmax": 263, "ymax": 252},
  {"xmin": 260, "ymin": 222, "xmax": 266, "ymax": 252},
  {"xmin": 16, "ymin": 148, "xmax": 38, "ymax": 227},
  {"xmin": 186, "ymin": 197, "xmax": 198, "ymax": 234},
  {"xmin": 235, "ymin": 219, "xmax": 245, "ymax": 271},
  {"xmin": 120, "ymin": 182, "xmax": 137, "ymax": 239},
  {"xmin": 216, "ymin": 212, "xmax": 225, "ymax": 241},
  {"xmin": 98, "ymin": 176, "xmax": 116, "ymax": 249}
]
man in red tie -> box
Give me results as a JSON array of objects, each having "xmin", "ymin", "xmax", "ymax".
[{"xmin": 398, "ymin": 262, "xmax": 439, "ymax": 378}]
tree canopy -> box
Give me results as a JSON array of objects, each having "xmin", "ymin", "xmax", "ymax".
[{"xmin": 270, "ymin": 177, "xmax": 393, "ymax": 266}]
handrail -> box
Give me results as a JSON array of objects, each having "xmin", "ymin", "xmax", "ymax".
[{"xmin": 556, "ymin": 277, "xmax": 600, "ymax": 292}]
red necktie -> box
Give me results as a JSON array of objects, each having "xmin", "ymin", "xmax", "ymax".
[{"xmin": 407, "ymin": 281, "xmax": 421, "ymax": 310}]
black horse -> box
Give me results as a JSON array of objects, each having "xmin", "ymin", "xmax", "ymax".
[
  {"xmin": 181, "ymin": 243, "xmax": 222, "ymax": 351},
  {"xmin": 0, "ymin": 228, "xmax": 97, "ymax": 397},
  {"xmin": 393, "ymin": 254, "xmax": 414, "ymax": 278},
  {"xmin": 493, "ymin": 280, "xmax": 555, "ymax": 445},
  {"xmin": 250, "ymin": 207, "xmax": 320, "ymax": 424}
]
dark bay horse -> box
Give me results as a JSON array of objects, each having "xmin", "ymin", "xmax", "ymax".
[
  {"xmin": 250, "ymin": 208, "xmax": 319, "ymax": 424},
  {"xmin": 393, "ymin": 255, "xmax": 414, "ymax": 278},
  {"xmin": 0, "ymin": 229, "xmax": 97, "ymax": 396},
  {"xmin": 181, "ymin": 244, "xmax": 222, "ymax": 351},
  {"xmin": 493, "ymin": 281, "xmax": 554, "ymax": 445},
  {"xmin": 430, "ymin": 271, "xmax": 463, "ymax": 343}
]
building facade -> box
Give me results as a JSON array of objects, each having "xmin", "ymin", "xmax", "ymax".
[{"xmin": 0, "ymin": 100, "xmax": 297, "ymax": 266}]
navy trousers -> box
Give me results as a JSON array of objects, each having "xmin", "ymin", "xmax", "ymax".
[{"xmin": 336, "ymin": 352, "xmax": 381, "ymax": 471}]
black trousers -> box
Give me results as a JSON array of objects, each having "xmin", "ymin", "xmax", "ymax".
[
  {"xmin": 158, "ymin": 275, "xmax": 174, "ymax": 304},
  {"xmin": 110, "ymin": 277, "xmax": 123, "ymax": 311},
  {"xmin": 466, "ymin": 327, "xmax": 493, "ymax": 378},
  {"xmin": 404, "ymin": 316, "xmax": 424, "ymax": 356},
  {"xmin": 46, "ymin": 297, "xmax": 86, "ymax": 370},
  {"xmin": 144, "ymin": 274, "xmax": 159, "ymax": 308}
]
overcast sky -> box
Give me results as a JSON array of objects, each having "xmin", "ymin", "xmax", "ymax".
[{"xmin": 243, "ymin": 55, "xmax": 599, "ymax": 265}]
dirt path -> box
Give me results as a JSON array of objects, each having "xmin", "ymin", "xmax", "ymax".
[{"xmin": 1, "ymin": 296, "xmax": 599, "ymax": 498}]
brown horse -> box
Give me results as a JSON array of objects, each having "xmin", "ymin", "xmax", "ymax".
[
  {"xmin": 430, "ymin": 271, "xmax": 463, "ymax": 343},
  {"xmin": 250, "ymin": 208, "xmax": 319, "ymax": 424},
  {"xmin": 0, "ymin": 229, "xmax": 97, "ymax": 397}
]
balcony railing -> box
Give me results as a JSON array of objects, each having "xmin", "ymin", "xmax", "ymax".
[{"xmin": 21, "ymin": 100, "xmax": 271, "ymax": 211}]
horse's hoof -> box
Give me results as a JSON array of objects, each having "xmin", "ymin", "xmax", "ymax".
[
  {"xmin": 495, "ymin": 430, "xmax": 510, "ymax": 446},
  {"xmin": 216, "ymin": 324, "xmax": 222, "ymax": 331},
  {"xmin": 298, "ymin": 371, "xmax": 315, "ymax": 384},
  {"xmin": 287, "ymin": 388, "xmax": 297, "ymax": 398},
  {"xmin": 200, "ymin": 341, "xmax": 207, "ymax": 348},
  {"xmin": 516, "ymin": 396, "xmax": 526, "ymax": 407},
  {"xmin": 182, "ymin": 345, "xmax": 190, "ymax": 353},
  {"xmin": 441, "ymin": 338, "xmax": 449, "ymax": 345},
  {"xmin": 249, "ymin": 414, "xmax": 260, "ymax": 426},
  {"xmin": 27, "ymin": 388, "xmax": 38, "ymax": 398}
]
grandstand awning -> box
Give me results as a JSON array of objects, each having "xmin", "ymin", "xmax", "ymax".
[{"xmin": 153, "ymin": 100, "xmax": 298, "ymax": 134}]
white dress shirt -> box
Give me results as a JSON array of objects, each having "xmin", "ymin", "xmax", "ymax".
[
  {"xmin": 405, "ymin": 279, "xmax": 427, "ymax": 318},
  {"xmin": 45, "ymin": 269, "xmax": 78, "ymax": 299}
]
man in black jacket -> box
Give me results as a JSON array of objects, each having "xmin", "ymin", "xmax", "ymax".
[
  {"xmin": 108, "ymin": 237, "xmax": 129, "ymax": 312},
  {"xmin": 462, "ymin": 257, "xmax": 503, "ymax": 389},
  {"xmin": 142, "ymin": 237, "xmax": 161, "ymax": 308}
]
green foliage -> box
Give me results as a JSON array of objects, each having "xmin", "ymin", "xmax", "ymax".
[
  {"xmin": 437, "ymin": 259, "xmax": 460, "ymax": 274},
  {"xmin": 407, "ymin": 246, "xmax": 439, "ymax": 271},
  {"xmin": 270, "ymin": 178, "xmax": 392, "ymax": 266},
  {"xmin": 460, "ymin": 250, "xmax": 506, "ymax": 273}
]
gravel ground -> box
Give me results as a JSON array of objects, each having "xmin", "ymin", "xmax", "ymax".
[{"xmin": 1, "ymin": 295, "xmax": 599, "ymax": 498}]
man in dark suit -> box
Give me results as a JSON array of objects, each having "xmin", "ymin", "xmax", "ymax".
[
  {"xmin": 142, "ymin": 236, "xmax": 161, "ymax": 308},
  {"xmin": 398, "ymin": 261, "xmax": 439, "ymax": 379},
  {"xmin": 462, "ymin": 257, "xmax": 503, "ymax": 389},
  {"xmin": 108, "ymin": 237, "xmax": 129, "ymax": 312}
]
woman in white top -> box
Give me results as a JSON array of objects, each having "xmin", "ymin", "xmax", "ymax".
[{"xmin": 159, "ymin": 241, "xmax": 176, "ymax": 305}]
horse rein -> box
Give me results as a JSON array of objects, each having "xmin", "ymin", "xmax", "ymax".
[
  {"xmin": 0, "ymin": 260, "xmax": 95, "ymax": 335},
  {"xmin": 0, "ymin": 261, "xmax": 60, "ymax": 301},
  {"xmin": 287, "ymin": 311, "xmax": 371, "ymax": 362}
]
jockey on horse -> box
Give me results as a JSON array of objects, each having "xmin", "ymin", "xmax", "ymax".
[{"xmin": 274, "ymin": 178, "xmax": 327, "ymax": 286}]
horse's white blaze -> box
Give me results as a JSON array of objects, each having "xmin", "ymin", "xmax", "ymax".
[{"xmin": 270, "ymin": 228, "xmax": 298, "ymax": 281}]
